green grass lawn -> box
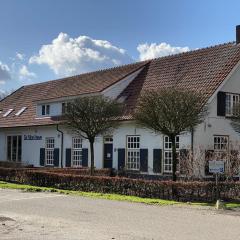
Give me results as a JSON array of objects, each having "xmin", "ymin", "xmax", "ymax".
[{"xmin": 0, "ymin": 181, "xmax": 239, "ymax": 209}]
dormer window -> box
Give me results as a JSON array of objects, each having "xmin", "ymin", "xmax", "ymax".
[
  {"xmin": 3, "ymin": 109, "xmax": 13, "ymax": 117},
  {"xmin": 41, "ymin": 104, "xmax": 50, "ymax": 116}
]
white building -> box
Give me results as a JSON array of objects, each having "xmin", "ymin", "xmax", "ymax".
[{"xmin": 1, "ymin": 28, "xmax": 240, "ymax": 177}]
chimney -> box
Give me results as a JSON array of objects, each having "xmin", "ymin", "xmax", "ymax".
[{"xmin": 236, "ymin": 25, "xmax": 240, "ymax": 44}]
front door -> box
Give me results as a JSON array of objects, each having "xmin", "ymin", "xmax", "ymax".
[{"xmin": 103, "ymin": 137, "xmax": 113, "ymax": 168}]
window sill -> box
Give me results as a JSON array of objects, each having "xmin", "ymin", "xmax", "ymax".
[{"xmin": 35, "ymin": 116, "xmax": 51, "ymax": 120}]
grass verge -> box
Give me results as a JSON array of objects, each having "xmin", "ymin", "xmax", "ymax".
[{"xmin": 0, "ymin": 181, "xmax": 239, "ymax": 209}]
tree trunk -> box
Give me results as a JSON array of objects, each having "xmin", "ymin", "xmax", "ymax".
[
  {"xmin": 171, "ymin": 135, "xmax": 177, "ymax": 181},
  {"xmin": 90, "ymin": 140, "xmax": 94, "ymax": 176}
]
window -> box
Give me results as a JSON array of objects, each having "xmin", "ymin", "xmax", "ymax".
[
  {"xmin": 214, "ymin": 135, "xmax": 228, "ymax": 152},
  {"xmin": 45, "ymin": 137, "xmax": 54, "ymax": 165},
  {"xmin": 62, "ymin": 102, "xmax": 70, "ymax": 114},
  {"xmin": 104, "ymin": 137, "xmax": 113, "ymax": 143},
  {"xmin": 62, "ymin": 103, "xmax": 66, "ymax": 114},
  {"xmin": 226, "ymin": 93, "xmax": 240, "ymax": 116},
  {"xmin": 72, "ymin": 137, "xmax": 82, "ymax": 167},
  {"xmin": 126, "ymin": 136, "xmax": 140, "ymax": 170},
  {"xmin": 164, "ymin": 136, "xmax": 179, "ymax": 173},
  {"xmin": 3, "ymin": 109, "xmax": 13, "ymax": 117},
  {"xmin": 15, "ymin": 107, "xmax": 27, "ymax": 116},
  {"xmin": 42, "ymin": 104, "xmax": 50, "ymax": 116},
  {"xmin": 7, "ymin": 135, "xmax": 22, "ymax": 162}
]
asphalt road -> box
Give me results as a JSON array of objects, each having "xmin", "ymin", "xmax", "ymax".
[{"xmin": 0, "ymin": 189, "xmax": 239, "ymax": 240}]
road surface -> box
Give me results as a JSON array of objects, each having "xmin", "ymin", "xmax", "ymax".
[{"xmin": 0, "ymin": 189, "xmax": 239, "ymax": 240}]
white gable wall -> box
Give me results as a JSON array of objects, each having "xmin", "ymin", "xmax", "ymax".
[
  {"xmin": 102, "ymin": 68, "xmax": 143, "ymax": 99},
  {"xmin": 193, "ymin": 63, "xmax": 240, "ymax": 150}
]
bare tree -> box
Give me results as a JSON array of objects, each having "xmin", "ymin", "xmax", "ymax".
[
  {"xmin": 228, "ymin": 104, "xmax": 240, "ymax": 179},
  {"xmin": 64, "ymin": 95, "xmax": 123, "ymax": 175},
  {"xmin": 135, "ymin": 88, "xmax": 208, "ymax": 181},
  {"xmin": 179, "ymin": 146, "xmax": 207, "ymax": 180}
]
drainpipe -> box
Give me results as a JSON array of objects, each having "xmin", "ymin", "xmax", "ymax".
[{"xmin": 56, "ymin": 124, "xmax": 64, "ymax": 168}]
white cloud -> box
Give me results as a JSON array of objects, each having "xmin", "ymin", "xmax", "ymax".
[
  {"xmin": 16, "ymin": 52, "xmax": 25, "ymax": 60},
  {"xmin": 0, "ymin": 62, "xmax": 11, "ymax": 84},
  {"xmin": 29, "ymin": 33, "xmax": 133, "ymax": 76},
  {"xmin": 137, "ymin": 42, "xmax": 190, "ymax": 61},
  {"xmin": 19, "ymin": 65, "xmax": 36, "ymax": 80}
]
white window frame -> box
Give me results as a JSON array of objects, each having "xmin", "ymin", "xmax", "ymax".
[
  {"xmin": 225, "ymin": 93, "xmax": 240, "ymax": 116},
  {"xmin": 163, "ymin": 136, "xmax": 179, "ymax": 173},
  {"xmin": 72, "ymin": 137, "xmax": 83, "ymax": 167},
  {"xmin": 45, "ymin": 137, "xmax": 55, "ymax": 166},
  {"xmin": 104, "ymin": 136, "xmax": 113, "ymax": 143},
  {"xmin": 41, "ymin": 104, "xmax": 50, "ymax": 116},
  {"xmin": 7, "ymin": 135, "xmax": 22, "ymax": 162},
  {"xmin": 214, "ymin": 135, "xmax": 229, "ymax": 152},
  {"xmin": 126, "ymin": 135, "xmax": 140, "ymax": 170}
]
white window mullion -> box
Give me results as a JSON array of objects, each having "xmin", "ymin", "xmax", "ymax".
[
  {"xmin": 72, "ymin": 137, "xmax": 82, "ymax": 167},
  {"xmin": 163, "ymin": 136, "xmax": 179, "ymax": 173},
  {"xmin": 45, "ymin": 137, "xmax": 55, "ymax": 165},
  {"xmin": 126, "ymin": 136, "xmax": 140, "ymax": 170}
]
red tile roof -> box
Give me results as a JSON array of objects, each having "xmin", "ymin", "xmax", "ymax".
[
  {"xmin": 1, "ymin": 42, "xmax": 240, "ymax": 127},
  {"xmin": 0, "ymin": 61, "xmax": 148, "ymax": 128},
  {"xmin": 120, "ymin": 42, "xmax": 240, "ymax": 119}
]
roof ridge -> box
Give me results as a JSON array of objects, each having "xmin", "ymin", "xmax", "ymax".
[
  {"xmin": 148, "ymin": 41, "xmax": 236, "ymax": 62},
  {"xmin": 24, "ymin": 60, "xmax": 150, "ymax": 89}
]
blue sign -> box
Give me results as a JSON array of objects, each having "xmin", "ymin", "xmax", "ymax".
[{"xmin": 24, "ymin": 135, "xmax": 42, "ymax": 140}]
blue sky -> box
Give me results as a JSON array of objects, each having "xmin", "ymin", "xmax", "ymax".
[{"xmin": 1, "ymin": 0, "xmax": 240, "ymax": 94}]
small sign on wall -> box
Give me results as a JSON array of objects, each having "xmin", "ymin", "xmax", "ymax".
[{"xmin": 24, "ymin": 135, "xmax": 42, "ymax": 140}]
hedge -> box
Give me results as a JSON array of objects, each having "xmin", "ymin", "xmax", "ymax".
[
  {"xmin": 36, "ymin": 167, "xmax": 113, "ymax": 176},
  {"xmin": 0, "ymin": 167, "xmax": 239, "ymax": 202}
]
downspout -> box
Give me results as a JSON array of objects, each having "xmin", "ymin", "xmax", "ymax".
[{"xmin": 56, "ymin": 124, "xmax": 64, "ymax": 168}]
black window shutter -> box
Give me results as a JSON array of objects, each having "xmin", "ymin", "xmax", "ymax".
[
  {"xmin": 153, "ymin": 149, "xmax": 162, "ymax": 173},
  {"xmin": 205, "ymin": 150, "xmax": 214, "ymax": 175},
  {"xmin": 40, "ymin": 148, "xmax": 45, "ymax": 166},
  {"xmin": 118, "ymin": 148, "xmax": 125, "ymax": 170},
  {"xmin": 140, "ymin": 149, "xmax": 148, "ymax": 172},
  {"xmin": 53, "ymin": 148, "xmax": 59, "ymax": 167},
  {"xmin": 82, "ymin": 148, "xmax": 88, "ymax": 167},
  {"xmin": 65, "ymin": 148, "xmax": 72, "ymax": 167},
  {"xmin": 217, "ymin": 91, "xmax": 226, "ymax": 116},
  {"xmin": 179, "ymin": 149, "xmax": 189, "ymax": 174}
]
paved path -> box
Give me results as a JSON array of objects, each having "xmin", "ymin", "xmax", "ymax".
[{"xmin": 0, "ymin": 189, "xmax": 239, "ymax": 240}]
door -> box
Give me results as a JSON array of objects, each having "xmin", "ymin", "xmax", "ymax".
[{"xmin": 103, "ymin": 137, "xmax": 113, "ymax": 168}]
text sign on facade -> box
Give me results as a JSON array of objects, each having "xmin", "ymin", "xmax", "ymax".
[
  {"xmin": 209, "ymin": 160, "xmax": 225, "ymax": 174},
  {"xmin": 24, "ymin": 135, "xmax": 42, "ymax": 140}
]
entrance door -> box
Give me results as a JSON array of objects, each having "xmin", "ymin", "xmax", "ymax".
[
  {"xmin": 7, "ymin": 135, "xmax": 22, "ymax": 162},
  {"xmin": 103, "ymin": 137, "xmax": 113, "ymax": 168}
]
